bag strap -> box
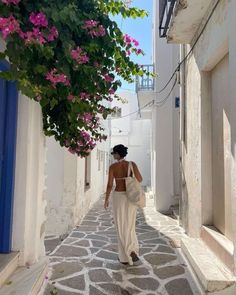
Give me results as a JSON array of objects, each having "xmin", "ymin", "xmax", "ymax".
[{"xmin": 128, "ymin": 161, "xmax": 135, "ymax": 178}]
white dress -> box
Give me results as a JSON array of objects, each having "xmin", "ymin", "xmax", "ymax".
[{"xmin": 112, "ymin": 190, "xmax": 139, "ymax": 265}]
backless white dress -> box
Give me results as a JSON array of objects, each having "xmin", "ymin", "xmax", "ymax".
[{"xmin": 112, "ymin": 163, "xmax": 139, "ymax": 265}]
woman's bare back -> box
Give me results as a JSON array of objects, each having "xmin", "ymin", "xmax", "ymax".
[{"xmin": 111, "ymin": 161, "xmax": 143, "ymax": 192}]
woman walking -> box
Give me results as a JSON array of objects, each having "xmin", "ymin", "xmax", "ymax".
[{"xmin": 104, "ymin": 144, "xmax": 143, "ymax": 265}]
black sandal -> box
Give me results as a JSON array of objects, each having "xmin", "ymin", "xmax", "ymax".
[
  {"xmin": 130, "ymin": 252, "xmax": 139, "ymax": 262},
  {"xmin": 118, "ymin": 258, "xmax": 129, "ymax": 265}
]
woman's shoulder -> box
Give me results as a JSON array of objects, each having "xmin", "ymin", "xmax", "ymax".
[{"xmin": 110, "ymin": 160, "xmax": 130, "ymax": 169}]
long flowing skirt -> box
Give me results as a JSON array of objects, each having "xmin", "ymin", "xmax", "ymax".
[{"xmin": 112, "ymin": 191, "xmax": 139, "ymax": 265}]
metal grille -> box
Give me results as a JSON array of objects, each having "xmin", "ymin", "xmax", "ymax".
[
  {"xmin": 159, "ymin": 0, "xmax": 176, "ymax": 38},
  {"xmin": 136, "ymin": 65, "xmax": 154, "ymax": 92}
]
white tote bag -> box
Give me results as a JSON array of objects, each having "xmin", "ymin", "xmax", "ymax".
[{"xmin": 125, "ymin": 162, "xmax": 146, "ymax": 208}]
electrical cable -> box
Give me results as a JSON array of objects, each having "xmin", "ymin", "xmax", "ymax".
[
  {"xmin": 155, "ymin": 75, "xmax": 177, "ymax": 107},
  {"xmin": 110, "ymin": 100, "xmax": 154, "ymax": 120},
  {"xmin": 111, "ymin": 73, "xmax": 177, "ymax": 119},
  {"xmin": 111, "ymin": 0, "xmax": 221, "ymax": 118}
]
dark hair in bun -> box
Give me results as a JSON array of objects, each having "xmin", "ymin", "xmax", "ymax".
[{"xmin": 111, "ymin": 144, "xmax": 128, "ymax": 157}]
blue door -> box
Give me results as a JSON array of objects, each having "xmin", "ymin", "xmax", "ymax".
[{"xmin": 0, "ymin": 61, "xmax": 18, "ymax": 253}]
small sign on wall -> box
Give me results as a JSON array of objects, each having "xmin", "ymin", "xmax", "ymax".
[{"xmin": 175, "ymin": 97, "xmax": 180, "ymax": 108}]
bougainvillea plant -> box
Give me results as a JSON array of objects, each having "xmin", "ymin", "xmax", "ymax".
[{"xmin": 0, "ymin": 0, "xmax": 148, "ymax": 157}]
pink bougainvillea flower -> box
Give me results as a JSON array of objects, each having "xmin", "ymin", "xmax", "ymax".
[
  {"xmin": 83, "ymin": 20, "xmax": 98, "ymax": 29},
  {"xmin": 124, "ymin": 34, "xmax": 139, "ymax": 47},
  {"xmin": 47, "ymin": 26, "xmax": 58, "ymax": 42},
  {"xmin": 20, "ymin": 28, "xmax": 46, "ymax": 44},
  {"xmin": 32, "ymin": 28, "xmax": 46, "ymax": 44},
  {"xmin": 136, "ymin": 48, "xmax": 143, "ymax": 55},
  {"xmin": 29, "ymin": 12, "xmax": 48, "ymax": 27},
  {"xmin": 124, "ymin": 34, "xmax": 132, "ymax": 44},
  {"xmin": 80, "ymin": 130, "xmax": 91, "ymax": 141},
  {"xmin": 132, "ymin": 39, "xmax": 139, "ymax": 46},
  {"xmin": 108, "ymin": 88, "xmax": 115, "ymax": 95},
  {"xmin": 80, "ymin": 92, "xmax": 90, "ymax": 100},
  {"xmin": 0, "ymin": 16, "xmax": 20, "ymax": 39},
  {"xmin": 103, "ymin": 74, "xmax": 114, "ymax": 82},
  {"xmin": 1, "ymin": 0, "xmax": 20, "ymax": 5},
  {"xmin": 46, "ymin": 69, "xmax": 70, "ymax": 87},
  {"xmin": 126, "ymin": 50, "xmax": 131, "ymax": 56},
  {"xmin": 71, "ymin": 47, "xmax": 89, "ymax": 64},
  {"xmin": 78, "ymin": 112, "xmax": 94, "ymax": 126},
  {"xmin": 83, "ymin": 20, "xmax": 106, "ymax": 38}
]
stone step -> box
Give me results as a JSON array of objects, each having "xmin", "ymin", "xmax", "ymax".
[
  {"xmin": 0, "ymin": 258, "xmax": 48, "ymax": 295},
  {"xmin": 201, "ymin": 226, "xmax": 234, "ymax": 273},
  {"xmin": 181, "ymin": 237, "xmax": 236, "ymax": 294},
  {"xmin": 0, "ymin": 252, "xmax": 19, "ymax": 288}
]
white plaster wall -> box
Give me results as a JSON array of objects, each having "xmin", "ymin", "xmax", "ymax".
[
  {"xmin": 153, "ymin": 0, "xmax": 180, "ymax": 212},
  {"xmin": 128, "ymin": 120, "xmax": 151, "ymax": 187},
  {"xmin": 12, "ymin": 95, "xmax": 46, "ymax": 266},
  {"xmin": 45, "ymin": 136, "xmax": 109, "ymax": 237},
  {"xmin": 84, "ymin": 142, "xmax": 109, "ymax": 209},
  {"xmin": 110, "ymin": 91, "xmax": 151, "ymax": 187}
]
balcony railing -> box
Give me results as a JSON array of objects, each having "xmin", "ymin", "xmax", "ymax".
[
  {"xmin": 136, "ymin": 65, "xmax": 154, "ymax": 92},
  {"xmin": 159, "ymin": 0, "xmax": 176, "ymax": 38}
]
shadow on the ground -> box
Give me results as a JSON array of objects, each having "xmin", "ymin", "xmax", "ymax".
[{"xmin": 43, "ymin": 197, "xmax": 200, "ymax": 295}]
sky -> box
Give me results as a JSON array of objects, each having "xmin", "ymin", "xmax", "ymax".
[{"xmin": 113, "ymin": 0, "xmax": 153, "ymax": 92}]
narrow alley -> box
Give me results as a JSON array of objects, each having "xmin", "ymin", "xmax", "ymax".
[{"xmin": 42, "ymin": 196, "xmax": 202, "ymax": 295}]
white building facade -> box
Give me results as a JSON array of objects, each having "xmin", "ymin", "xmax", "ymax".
[
  {"xmin": 110, "ymin": 91, "xmax": 151, "ymax": 188},
  {"xmin": 45, "ymin": 138, "xmax": 109, "ymax": 237},
  {"xmin": 152, "ymin": 0, "xmax": 181, "ymax": 213},
  {"xmin": 136, "ymin": 1, "xmax": 181, "ymax": 213},
  {"xmin": 159, "ymin": 0, "xmax": 236, "ymax": 293}
]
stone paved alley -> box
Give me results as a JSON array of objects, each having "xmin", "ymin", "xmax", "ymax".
[{"xmin": 42, "ymin": 197, "xmax": 203, "ymax": 295}]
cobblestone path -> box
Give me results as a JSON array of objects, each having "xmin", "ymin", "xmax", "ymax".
[{"xmin": 42, "ymin": 197, "xmax": 203, "ymax": 295}]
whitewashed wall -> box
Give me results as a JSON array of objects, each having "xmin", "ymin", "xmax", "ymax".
[
  {"xmin": 45, "ymin": 136, "xmax": 109, "ymax": 237},
  {"xmin": 110, "ymin": 91, "xmax": 151, "ymax": 187},
  {"xmin": 152, "ymin": 1, "xmax": 180, "ymax": 212},
  {"xmin": 12, "ymin": 96, "xmax": 46, "ymax": 266}
]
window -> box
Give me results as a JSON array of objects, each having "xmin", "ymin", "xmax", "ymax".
[
  {"xmin": 84, "ymin": 154, "xmax": 91, "ymax": 190},
  {"xmin": 98, "ymin": 150, "xmax": 101, "ymax": 171}
]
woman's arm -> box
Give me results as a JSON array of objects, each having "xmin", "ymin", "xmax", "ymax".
[
  {"xmin": 132, "ymin": 162, "xmax": 143, "ymax": 182},
  {"xmin": 104, "ymin": 166, "xmax": 114, "ymax": 209}
]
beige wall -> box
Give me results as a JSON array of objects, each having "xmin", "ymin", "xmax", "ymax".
[
  {"xmin": 180, "ymin": 0, "xmax": 236, "ymax": 272},
  {"xmin": 180, "ymin": 49, "xmax": 202, "ymax": 236},
  {"xmin": 228, "ymin": 0, "xmax": 236, "ymax": 272},
  {"xmin": 211, "ymin": 54, "xmax": 233, "ymax": 240}
]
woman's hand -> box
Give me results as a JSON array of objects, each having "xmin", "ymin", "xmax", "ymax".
[{"xmin": 104, "ymin": 198, "xmax": 109, "ymax": 210}]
